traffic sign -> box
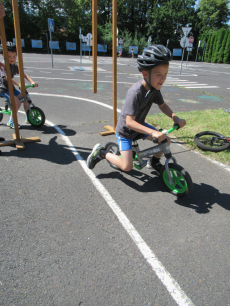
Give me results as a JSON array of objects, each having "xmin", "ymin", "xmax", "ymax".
[
  {"xmin": 188, "ymin": 36, "xmax": 194, "ymax": 44},
  {"xmin": 180, "ymin": 37, "xmax": 189, "ymax": 48},
  {"xmin": 188, "ymin": 43, "xmax": 193, "ymax": 48},
  {"xmin": 48, "ymin": 18, "xmax": 54, "ymax": 32},
  {"xmin": 119, "ymin": 38, "xmax": 123, "ymax": 44},
  {"xmin": 182, "ymin": 27, "xmax": 192, "ymax": 37},
  {"xmin": 187, "ymin": 47, "xmax": 192, "ymax": 52},
  {"xmin": 79, "ymin": 34, "xmax": 83, "ymax": 39},
  {"xmin": 87, "ymin": 33, "xmax": 92, "ymax": 40}
]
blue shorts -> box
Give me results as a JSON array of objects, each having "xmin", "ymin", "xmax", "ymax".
[
  {"xmin": 0, "ymin": 88, "xmax": 21, "ymax": 100},
  {"xmin": 116, "ymin": 123, "xmax": 157, "ymax": 151}
]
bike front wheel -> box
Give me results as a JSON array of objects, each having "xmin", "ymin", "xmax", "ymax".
[
  {"xmin": 104, "ymin": 142, "xmax": 121, "ymax": 170},
  {"xmin": 194, "ymin": 131, "xmax": 230, "ymax": 152},
  {"xmin": 27, "ymin": 106, "xmax": 45, "ymax": 127},
  {"xmin": 160, "ymin": 163, "xmax": 193, "ymax": 197},
  {"xmin": 0, "ymin": 108, "xmax": 3, "ymax": 123}
]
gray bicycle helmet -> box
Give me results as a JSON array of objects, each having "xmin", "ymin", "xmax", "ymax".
[
  {"xmin": 137, "ymin": 44, "xmax": 171, "ymax": 71},
  {"xmin": 0, "ymin": 42, "xmax": 16, "ymax": 54}
]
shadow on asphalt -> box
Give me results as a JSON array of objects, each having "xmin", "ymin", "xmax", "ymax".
[
  {"xmin": 97, "ymin": 171, "xmax": 230, "ymax": 214},
  {"xmin": 2, "ymin": 136, "xmax": 77, "ymax": 165},
  {"xmin": 21, "ymin": 124, "xmax": 76, "ymax": 136}
]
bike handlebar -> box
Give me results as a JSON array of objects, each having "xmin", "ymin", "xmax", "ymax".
[
  {"xmin": 152, "ymin": 124, "xmax": 180, "ymax": 144},
  {"xmin": 19, "ymin": 84, "xmax": 36, "ymax": 90}
]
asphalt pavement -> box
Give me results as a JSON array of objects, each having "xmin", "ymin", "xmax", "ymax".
[{"xmin": 0, "ymin": 54, "xmax": 230, "ymax": 306}]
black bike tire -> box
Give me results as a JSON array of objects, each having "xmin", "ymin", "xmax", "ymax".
[
  {"xmin": 160, "ymin": 163, "xmax": 193, "ymax": 197},
  {"xmin": 194, "ymin": 131, "xmax": 230, "ymax": 152},
  {"xmin": 0, "ymin": 108, "xmax": 3, "ymax": 123},
  {"xmin": 27, "ymin": 106, "xmax": 45, "ymax": 127},
  {"xmin": 104, "ymin": 142, "xmax": 121, "ymax": 170}
]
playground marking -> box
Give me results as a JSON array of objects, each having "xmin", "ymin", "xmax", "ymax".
[
  {"xmin": 18, "ymin": 96, "xmax": 195, "ymax": 305},
  {"xmin": 45, "ymin": 120, "xmax": 195, "ymax": 306}
]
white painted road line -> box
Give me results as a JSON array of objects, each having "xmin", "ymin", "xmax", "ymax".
[
  {"xmin": 184, "ymin": 86, "xmax": 219, "ymax": 89},
  {"xmin": 19, "ymin": 97, "xmax": 195, "ymax": 305},
  {"xmin": 47, "ymin": 119, "xmax": 195, "ymax": 306}
]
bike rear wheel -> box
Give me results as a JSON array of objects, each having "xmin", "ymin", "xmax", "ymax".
[
  {"xmin": 160, "ymin": 163, "xmax": 193, "ymax": 197},
  {"xmin": 194, "ymin": 131, "xmax": 229, "ymax": 152},
  {"xmin": 104, "ymin": 142, "xmax": 121, "ymax": 170},
  {"xmin": 27, "ymin": 106, "xmax": 45, "ymax": 127}
]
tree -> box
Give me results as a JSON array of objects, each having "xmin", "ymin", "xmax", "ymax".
[
  {"xmin": 212, "ymin": 27, "xmax": 225, "ymax": 62},
  {"xmin": 197, "ymin": 0, "xmax": 230, "ymax": 34},
  {"xmin": 218, "ymin": 28, "xmax": 230, "ymax": 62},
  {"xmin": 223, "ymin": 30, "xmax": 230, "ymax": 63}
]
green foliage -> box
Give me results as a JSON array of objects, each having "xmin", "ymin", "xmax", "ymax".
[
  {"xmin": 217, "ymin": 28, "xmax": 229, "ymax": 62},
  {"xmin": 223, "ymin": 31, "xmax": 230, "ymax": 63},
  {"xmin": 1, "ymin": 0, "xmax": 229, "ymax": 58},
  {"xmin": 212, "ymin": 27, "xmax": 225, "ymax": 62},
  {"xmin": 197, "ymin": 0, "xmax": 230, "ymax": 34}
]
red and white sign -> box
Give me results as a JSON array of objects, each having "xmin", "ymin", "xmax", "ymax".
[{"xmin": 188, "ymin": 36, "xmax": 194, "ymax": 44}]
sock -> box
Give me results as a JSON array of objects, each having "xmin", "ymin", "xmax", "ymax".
[
  {"xmin": 151, "ymin": 156, "xmax": 160, "ymax": 165},
  {"xmin": 8, "ymin": 116, "xmax": 13, "ymax": 123},
  {"xmin": 100, "ymin": 149, "xmax": 107, "ymax": 159}
]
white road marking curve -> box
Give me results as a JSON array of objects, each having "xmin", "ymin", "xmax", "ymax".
[
  {"xmin": 18, "ymin": 94, "xmax": 195, "ymax": 305},
  {"xmin": 47, "ymin": 120, "xmax": 195, "ymax": 306}
]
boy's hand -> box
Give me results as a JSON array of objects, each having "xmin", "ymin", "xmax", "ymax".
[
  {"xmin": 0, "ymin": 62, "xmax": 5, "ymax": 71},
  {"xmin": 173, "ymin": 117, "xmax": 186, "ymax": 128},
  {"xmin": 152, "ymin": 130, "xmax": 166, "ymax": 143},
  {"xmin": 32, "ymin": 82, "xmax": 38, "ymax": 87}
]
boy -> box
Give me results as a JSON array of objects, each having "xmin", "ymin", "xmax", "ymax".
[
  {"xmin": 0, "ymin": 42, "xmax": 38, "ymax": 128},
  {"xmin": 87, "ymin": 45, "xmax": 186, "ymax": 175}
]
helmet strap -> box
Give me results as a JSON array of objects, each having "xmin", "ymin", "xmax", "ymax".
[{"xmin": 143, "ymin": 70, "xmax": 153, "ymax": 90}]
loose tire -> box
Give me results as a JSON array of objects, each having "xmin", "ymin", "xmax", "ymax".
[
  {"xmin": 0, "ymin": 108, "xmax": 3, "ymax": 123},
  {"xmin": 160, "ymin": 163, "xmax": 193, "ymax": 197},
  {"xmin": 105, "ymin": 142, "xmax": 121, "ymax": 170},
  {"xmin": 194, "ymin": 131, "xmax": 229, "ymax": 152},
  {"xmin": 27, "ymin": 106, "xmax": 45, "ymax": 127}
]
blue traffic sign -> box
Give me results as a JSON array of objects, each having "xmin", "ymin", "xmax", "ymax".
[{"xmin": 48, "ymin": 18, "xmax": 54, "ymax": 32}]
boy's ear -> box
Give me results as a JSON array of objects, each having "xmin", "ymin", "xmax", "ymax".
[{"xmin": 141, "ymin": 70, "xmax": 149, "ymax": 79}]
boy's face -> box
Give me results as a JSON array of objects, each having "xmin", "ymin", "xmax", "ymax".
[
  {"xmin": 142, "ymin": 64, "xmax": 169, "ymax": 90},
  {"xmin": 4, "ymin": 51, "xmax": 17, "ymax": 65}
]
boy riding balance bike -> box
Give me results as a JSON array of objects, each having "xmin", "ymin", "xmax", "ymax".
[{"xmin": 87, "ymin": 45, "xmax": 193, "ymax": 197}]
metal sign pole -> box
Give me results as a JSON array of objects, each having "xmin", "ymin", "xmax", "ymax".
[
  {"xmin": 50, "ymin": 31, "xmax": 53, "ymax": 68},
  {"xmin": 180, "ymin": 42, "xmax": 185, "ymax": 74},
  {"xmin": 186, "ymin": 50, "xmax": 189, "ymax": 66}
]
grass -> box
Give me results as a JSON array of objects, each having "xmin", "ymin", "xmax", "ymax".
[{"xmin": 146, "ymin": 108, "xmax": 230, "ymax": 166}]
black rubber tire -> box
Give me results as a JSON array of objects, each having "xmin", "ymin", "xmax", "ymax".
[
  {"xmin": 27, "ymin": 106, "xmax": 45, "ymax": 127},
  {"xmin": 194, "ymin": 131, "xmax": 230, "ymax": 152},
  {"xmin": 104, "ymin": 142, "xmax": 121, "ymax": 170},
  {"xmin": 0, "ymin": 108, "xmax": 3, "ymax": 123},
  {"xmin": 160, "ymin": 163, "xmax": 193, "ymax": 197}
]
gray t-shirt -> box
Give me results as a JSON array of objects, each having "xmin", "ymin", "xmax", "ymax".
[
  {"xmin": 0, "ymin": 62, "xmax": 19, "ymax": 93},
  {"xmin": 115, "ymin": 79, "xmax": 164, "ymax": 139}
]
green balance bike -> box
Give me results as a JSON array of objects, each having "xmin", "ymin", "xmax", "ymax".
[
  {"xmin": 0, "ymin": 84, "xmax": 45, "ymax": 127},
  {"xmin": 105, "ymin": 125, "xmax": 193, "ymax": 197}
]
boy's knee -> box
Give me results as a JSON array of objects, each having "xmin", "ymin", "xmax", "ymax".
[{"xmin": 121, "ymin": 164, "xmax": 133, "ymax": 172}]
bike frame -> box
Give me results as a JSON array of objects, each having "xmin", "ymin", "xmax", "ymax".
[
  {"xmin": 130, "ymin": 125, "xmax": 179, "ymax": 186},
  {"xmin": 0, "ymin": 85, "xmax": 35, "ymax": 119}
]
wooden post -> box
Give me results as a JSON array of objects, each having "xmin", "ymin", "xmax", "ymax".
[
  {"xmin": 92, "ymin": 0, "xmax": 97, "ymax": 93},
  {"xmin": 99, "ymin": 0, "xmax": 117, "ymax": 136},
  {"xmin": 0, "ymin": 0, "xmax": 21, "ymax": 142},
  {"xmin": 0, "ymin": 0, "xmax": 40, "ymax": 150},
  {"xmin": 12, "ymin": 0, "xmax": 26, "ymax": 98}
]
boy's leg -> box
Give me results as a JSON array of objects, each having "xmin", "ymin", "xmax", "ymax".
[
  {"xmin": 143, "ymin": 123, "xmax": 171, "ymax": 174},
  {"xmin": 7, "ymin": 95, "xmax": 22, "ymax": 128},
  {"xmin": 106, "ymin": 150, "xmax": 133, "ymax": 171},
  {"xmin": 87, "ymin": 136, "xmax": 133, "ymax": 172}
]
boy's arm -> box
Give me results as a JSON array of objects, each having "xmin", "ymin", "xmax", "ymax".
[
  {"xmin": 24, "ymin": 72, "xmax": 38, "ymax": 87},
  {"xmin": 126, "ymin": 115, "xmax": 166, "ymax": 142},
  {"xmin": 158, "ymin": 102, "xmax": 186, "ymax": 128},
  {"xmin": 3, "ymin": 76, "xmax": 20, "ymax": 86}
]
